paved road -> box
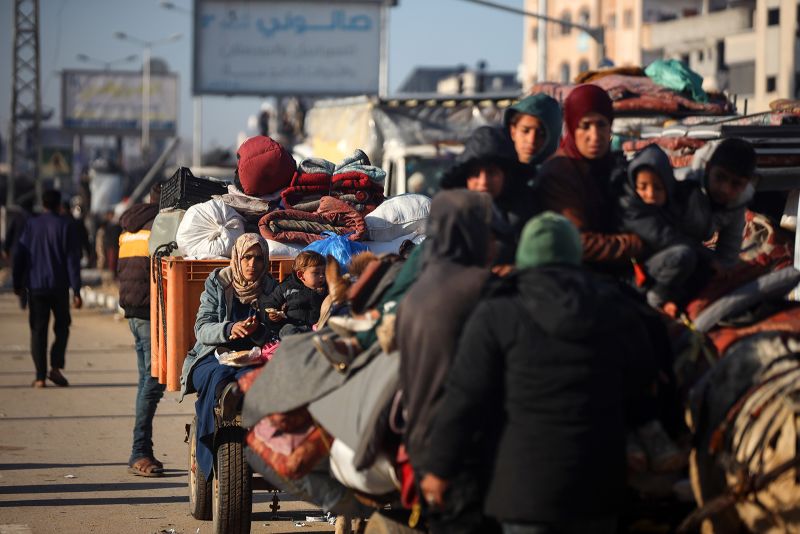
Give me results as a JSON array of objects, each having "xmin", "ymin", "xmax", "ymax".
[{"xmin": 0, "ymin": 292, "xmax": 331, "ymax": 534}]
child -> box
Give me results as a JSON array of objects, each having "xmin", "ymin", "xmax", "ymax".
[
  {"xmin": 264, "ymin": 251, "xmax": 327, "ymax": 338},
  {"xmin": 618, "ymin": 144, "xmax": 701, "ymax": 312}
]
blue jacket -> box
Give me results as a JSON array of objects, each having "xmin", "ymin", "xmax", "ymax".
[
  {"xmin": 13, "ymin": 212, "xmax": 81, "ymax": 294},
  {"xmin": 180, "ymin": 266, "xmax": 278, "ymax": 399}
]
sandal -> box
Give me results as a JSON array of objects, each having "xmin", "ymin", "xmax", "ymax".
[
  {"xmin": 128, "ymin": 457, "xmax": 164, "ymax": 477},
  {"xmin": 32, "ymin": 380, "xmax": 46, "ymax": 388}
]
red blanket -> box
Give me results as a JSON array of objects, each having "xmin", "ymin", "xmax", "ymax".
[
  {"xmin": 259, "ymin": 196, "xmax": 367, "ymax": 245},
  {"xmin": 282, "ymin": 169, "xmax": 385, "ymax": 212}
]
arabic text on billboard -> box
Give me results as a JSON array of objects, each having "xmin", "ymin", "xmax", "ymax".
[
  {"xmin": 194, "ymin": 1, "xmax": 381, "ymax": 96},
  {"xmin": 62, "ymin": 70, "xmax": 178, "ymax": 134}
]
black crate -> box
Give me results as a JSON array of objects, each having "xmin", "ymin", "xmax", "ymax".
[{"xmin": 160, "ymin": 167, "xmax": 228, "ymax": 210}]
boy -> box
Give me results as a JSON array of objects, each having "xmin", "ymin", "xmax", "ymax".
[
  {"xmin": 618, "ymin": 145, "xmax": 700, "ymax": 313},
  {"xmin": 265, "ymin": 251, "xmax": 327, "ymax": 338}
]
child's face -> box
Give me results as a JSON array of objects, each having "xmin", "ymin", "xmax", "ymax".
[
  {"xmin": 297, "ymin": 266, "xmax": 326, "ymax": 292},
  {"xmin": 635, "ymin": 168, "xmax": 667, "ymax": 207},
  {"xmin": 707, "ymin": 165, "xmax": 751, "ymax": 206}
]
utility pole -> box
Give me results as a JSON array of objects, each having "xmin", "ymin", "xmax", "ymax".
[{"xmin": 7, "ymin": 0, "xmax": 42, "ymax": 207}]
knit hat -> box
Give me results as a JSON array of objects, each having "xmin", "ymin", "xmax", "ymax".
[{"xmin": 515, "ymin": 212, "xmax": 582, "ymax": 269}]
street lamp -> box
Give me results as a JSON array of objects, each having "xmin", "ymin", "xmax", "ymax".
[
  {"xmin": 113, "ymin": 31, "xmax": 183, "ymax": 159},
  {"xmin": 77, "ymin": 53, "xmax": 138, "ymax": 70},
  {"xmin": 159, "ymin": 1, "xmax": 192, "ymax": 15}
]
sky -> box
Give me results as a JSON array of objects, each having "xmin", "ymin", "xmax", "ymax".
[{"xmin": 0, "ymin": 0, "xmax": 524, "ymax": 156}]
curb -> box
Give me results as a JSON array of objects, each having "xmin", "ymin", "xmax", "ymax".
[{"xmin": 80, "ymin": 286, "xmax": 123, "ymax": 315}]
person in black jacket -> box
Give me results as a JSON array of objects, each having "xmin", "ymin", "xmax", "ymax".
[
  {"xmin": 440, "ymin": 126, "xmax": 537, "ymax": 270},
  {"xmin": 265, "ymin": 250, "xmax": 327, "ymax": 338},
  {"xmin": 420, "ymin": 212, "xmax": 657, "ymax": 534},
  {"xmin": 618, "ymin": 145, "xmax": 710, "ymax": 312},
  {"xmin": 117, "ymin": 183, "xmax": 166, "ymax": 477}
]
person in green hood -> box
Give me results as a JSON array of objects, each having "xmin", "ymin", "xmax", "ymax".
[{"xmin": 503, "ymin": 93, "xmax": 563, "ymax": 167}]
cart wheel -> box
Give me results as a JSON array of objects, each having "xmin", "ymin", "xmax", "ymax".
[
  {"xmin": 212, "ymin": 427, "xmax": 252, "ymax": 534},
  {"xmin": 188, "ymin": 417, "xmax": 212, "ymax": 520}
]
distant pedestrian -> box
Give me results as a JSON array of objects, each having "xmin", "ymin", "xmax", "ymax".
[
  {"xmin": 12, "ymin": 189, "xmax": 83, "ymax": 388},
  {"xmin": 118, "ymin": 184, "xmax": 166, "ymax": 477}
]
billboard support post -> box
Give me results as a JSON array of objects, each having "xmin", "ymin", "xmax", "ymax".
[{"xmin": 142, "ymin": 44, "xmax": 151, "ymax": 159}]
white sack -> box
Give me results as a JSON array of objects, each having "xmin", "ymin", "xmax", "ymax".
[
  {"xmin": 364, "ymin": 232, "xmax": 426, "ymax": 255},
  {"xmin": 329, "ymin": 439, "xmax": 400, "ymax": 495},
  {"xmin": 365, "ymin": 194, "xmax": 431, "ymax": 242},
  {"xmin": 266, "ymin": 239, "xmax": 303, "ymax": 259},
  {"xmin": 175, "ymin": 199, "xmax": 245, "ymax": 259}
]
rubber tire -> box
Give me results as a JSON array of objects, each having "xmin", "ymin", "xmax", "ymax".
[
  {"xmin": 212, "ymin": 427, "xmax": 252, "ymax": 534},
  {"xmin": 188, "ymin": 417, "xmax": 212, "ymax": 520}
]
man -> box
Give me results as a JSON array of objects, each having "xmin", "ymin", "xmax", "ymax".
[
  {"xmin": 503, "ymin": 93, "xmax": 562, "ymax": 168},
  {"xmin": 118, "ymin": 183, "xmax": 166, "ymax": 477},
  {"xmin": 421, "ymin": 212, "xmax": 657, "ymax": 534},
  {"xmin": 13, "ymin": 189, "xmax": 83, "ymax": 388}
]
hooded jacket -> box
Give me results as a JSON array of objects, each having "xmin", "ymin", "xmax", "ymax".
[
  {"xmin": 425, "ymin": 265, "xmax": 657, "ymax": 523},
  {"xmin": 117, "ymin": 203, "xmax": 159, "ymax": 319},
  {"xmin": 678, "ymin": 140, "xmax": 754, "ymax": 266},
  {"xmin": 263, "ymin": 272, "xmax": 327, "ymax": 330},
  {"xmin": 396, "ymin": 190, "xmax": 493, "ymax": 472},
  {"xmin": 617, "ymin": 145, "xmax": 696, "ymax": 254},
  {"xmin": 440, "ymin": 126, "xmax": 538, "ymax": 264},
  {"xmin": 502, "ymin": 92, "xmax": 563, "ymax": 167}
]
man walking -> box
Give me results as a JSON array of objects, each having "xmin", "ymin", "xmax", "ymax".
[
  {"xmin": 13, "ymin": 189, "xmax": 83, "ymax": 388},
  {"xmin": 118, "ymin": 184, "xmax": 165, "ymax": 477}
]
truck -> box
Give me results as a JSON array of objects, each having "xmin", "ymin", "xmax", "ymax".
[{"xmin": 294, "ymin": 93, "xmax": 519, "ymax": 197}]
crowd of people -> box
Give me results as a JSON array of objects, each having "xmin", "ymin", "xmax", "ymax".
[{"xmin": 7, "ymin": 82, "xmax": 763, "ymax": 532}]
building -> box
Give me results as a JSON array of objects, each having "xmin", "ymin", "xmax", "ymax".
[
  {"xmin": 521, "ymin": 0, "xmax": 798, "ymax": 112},
  {"xmin": 397, "ymin": 65, "xmax": 520, "ymax": 95}
]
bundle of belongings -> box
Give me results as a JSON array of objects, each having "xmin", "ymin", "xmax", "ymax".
[
  {"xmin": 159, "ymin": 136, "xmax": 429, "ymax": 260},
  {"xmin": 531, "ymin": 60, "xmax": 733, "ymax": 116}
]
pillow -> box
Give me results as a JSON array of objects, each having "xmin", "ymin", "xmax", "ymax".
[{"xmin": 365, "ymin": 194, "xmax": 430, "ymax": 242}]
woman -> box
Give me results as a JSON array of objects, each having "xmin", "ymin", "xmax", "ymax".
[
  {"xmin": 179, "ymin": 233, "xmax": 278, "ymax": 482},
  {"xmin": 536, "ymin": 84, "xmax": 643, "ymax": 270}
]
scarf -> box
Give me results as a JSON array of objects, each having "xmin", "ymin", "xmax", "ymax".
[{"xmin": 230, "ymin": 233, "xmax": 271, "ymax": 305}]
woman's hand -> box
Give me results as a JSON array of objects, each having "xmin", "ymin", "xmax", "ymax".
[
  {"xmin": 420, "ymin": 473, "xmax": 448, "ymax": 510},
  {"xmin": 229, "ymin": 316, "xmax": 258, "ymax": 340}
]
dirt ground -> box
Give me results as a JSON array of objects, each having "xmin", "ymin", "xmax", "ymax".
[{"xmin": 0, "ymin": 291, "xmax": 333, "ymax": 534}]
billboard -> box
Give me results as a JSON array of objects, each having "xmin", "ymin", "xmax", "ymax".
[
  {"xmin": 193, "ymin": 0, "xmax": 384, "ymax": 96},
  {"xmin": 61, "ymin": 70, "xmax": 179, "ymax": 135}
]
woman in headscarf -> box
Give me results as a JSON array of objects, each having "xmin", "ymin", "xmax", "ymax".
[
  {"xmin": 179, "ymin": 232, "xmax": 278, "ymax": 484},
  {"xmin": 537, "ymin": 84, "xmax": 643, "ymax": 271},
  {"xmin": 396, "ymin": 189, "xmax": 499, "ymax": 534}
]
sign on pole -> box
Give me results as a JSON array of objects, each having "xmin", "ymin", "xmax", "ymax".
[
  {"xmin": 193, "ymin": 0, "xmax": 385, "ymax": 96},
  {"xmin": 61, "ymin": 70, "xmax": 179, "ymax": 135}
]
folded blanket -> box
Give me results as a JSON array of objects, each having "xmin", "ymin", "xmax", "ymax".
[{"xmin": 259, "ymin": 196, "xmax": 368, "ymax": 245}]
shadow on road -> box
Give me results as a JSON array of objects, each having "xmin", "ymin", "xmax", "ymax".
[
  {"xmin": 0, "ymin": 496, "xmax": 189, "ymax": 506},
  {"xmin": 0, "ymin": 482, "xmax": 186, "ymax": 494},
  {"xmin": 0, "ymin": 383, "xmax": 137, "ymax": 389},
  {"xmin": 0, "ymin": 462, "xmax": 127, "ymax": 470},
  {"xmin": 0, "ymin": 413, "xmax": 189, "ymax": 421}
]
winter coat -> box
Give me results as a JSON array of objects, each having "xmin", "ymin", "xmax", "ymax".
[
  {"xmin": 180, "ymin": 267, "xmax": 278, "ymax": 399},
  {"xmin": 677, "ymin": 141, "xmax": 754, "ymax": 266},
  {"xmin": 12, "ymin": 212, "xmax": 82, "ymax": 294},
  {"xmin": 117, "ymin": 203, "xmax": 158, "ymax": 319},
  {"xmin": 537, "ymin": 150, "xmax": 644, "ymax": 265},
  {"xmin": 263, "ymin": 273, "xmax": 326, "ymax": 330},
  {"xmin": 617, "ymin": 145, "xmax": 695, "ymax": 255},
  {"xmin": 396, "ymin": 190, "xmax": 493, "ymax": 473},
  {"xmin": 426, "ymin": 265, "xmax": 657, "ymax": 523},
  {"xmin": 440, "ymin": 126, "xmax": 538, "ymax": 264}
]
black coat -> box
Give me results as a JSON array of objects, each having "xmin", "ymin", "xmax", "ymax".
[
  {"xmin": 263, "ymin": 273, "xmax": 326, "ymax": 329},
  {"xmin": 426, "ymin": 265, "xmax": 657, "ymax": 524},
  {"xmin": 117, "ymin": 203, "xmax": 158, "ymax": 319},
  {"xmin": 617, "ymin": 145, "xmax": 706, "ymax": 256}
]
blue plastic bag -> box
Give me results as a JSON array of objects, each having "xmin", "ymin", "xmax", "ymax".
[{"xmin": 303, "ymin": 231, "xmax": 368, "ymax": 272}]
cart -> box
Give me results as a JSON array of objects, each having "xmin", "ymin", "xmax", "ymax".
[{"xmin": 150, "ymin": 255, "xmax": 294, "ymax": 534}]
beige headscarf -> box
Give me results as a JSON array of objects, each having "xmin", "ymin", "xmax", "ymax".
[{"xmin": 230, "ymin": 233, "xmax": 270, "ymax": 305}]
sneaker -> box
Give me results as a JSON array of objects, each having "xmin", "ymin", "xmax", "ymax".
[
  {"xmin": 637, "ymin": 420, "xmax": 687, "ymax": 473},
  {"xmin": 47, "ymin": 369, "xmax": 69, "ymax": 387},
  {"xmin": 626, "ymin": 432, "xmax": 647, "ymax": 473}
]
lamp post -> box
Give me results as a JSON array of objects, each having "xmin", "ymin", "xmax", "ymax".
[
  {"xmin": 159, "ymin": 0, "xmax": 202, "ymax": 169},
  {"xmin": 76, "ymin": 53, "xmax": 138, "ymax": 70},
  {"xmin": 113, "ymin": 31, "xmax": 182, "ymax": 159}
]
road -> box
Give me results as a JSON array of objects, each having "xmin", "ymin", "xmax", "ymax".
[{"xmin": 0, "ymin": 291, "xmax": 332, "ymax": 534}]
